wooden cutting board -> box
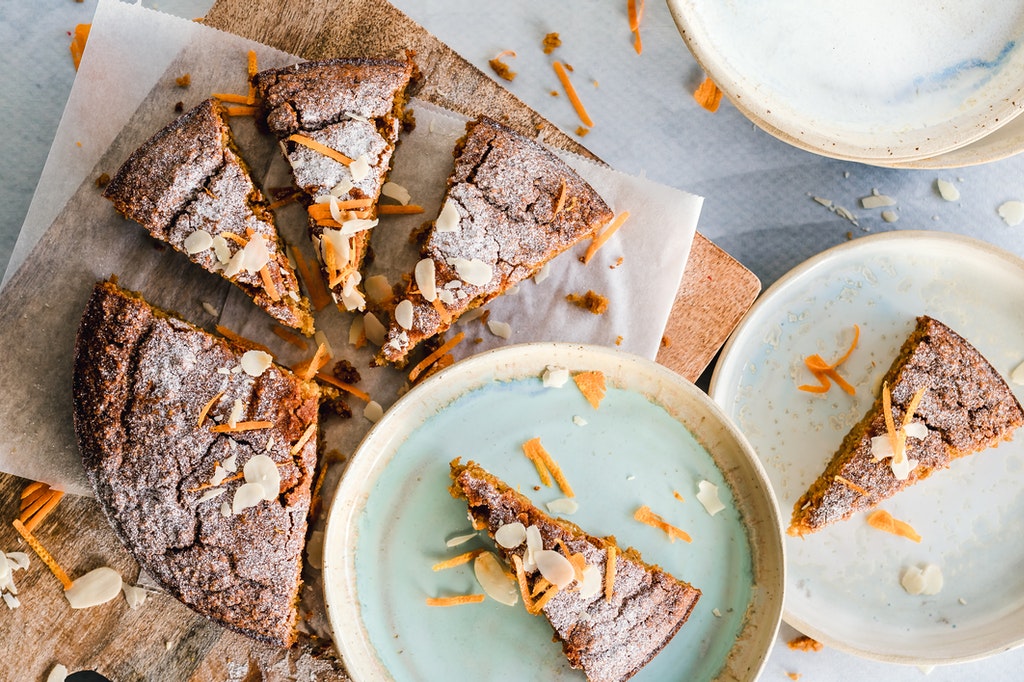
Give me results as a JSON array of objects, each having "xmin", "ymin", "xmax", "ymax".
[{"xmin": 0, "ymin": 1, "xmax": 758, "ymax": 679}]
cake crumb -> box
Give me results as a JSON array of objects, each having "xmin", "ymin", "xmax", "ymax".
[
  {"xmin": 610, "ymin": 256, "xmax": 624, "ymax": 269},
  {"xmin": 615, "ymin": 335, "xmax": 623, "ymax": 346},
  {"xmin": 174, "ymin": 101, "xmax": 184, "ymax": 113},
  {"xmin": 488, "ymin": 53, "xmax": 517, "ymax": 82},
  {"xmin": 787, "ymin": 673, "xmax": 801, "ymax": 680},
  {"xmin": 550, "ymin": 90, "xmax": 560, "ymax": 97},
  {"xmin": 175, "ymin": 73, "xmax": 191, "ymax": 88},
  {"xmin": 787, "ymin": 635, "xmax": 823, "ymax": 652},
  {"xmin": 95, "ymin": 172, "xmax": 110, "ymax": 188},
  {"xmin": 575, "ymin": 126, "xmax": 591, "ymax": 137},
  {"xmin": 566, "ymin": 290, "xmax": 608, "ymax": 314},
  {"xmin": 542, "ymin": 32, "xmax": 562, "ymax": 54},
  {"xmin": 661, "ymin": 335, "xmax": 672, "ymax": 348}
]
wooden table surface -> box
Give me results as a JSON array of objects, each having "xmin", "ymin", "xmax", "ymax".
[{"xmin": 0, "ymin": 0, "xmax": 759, "ymax": 679}]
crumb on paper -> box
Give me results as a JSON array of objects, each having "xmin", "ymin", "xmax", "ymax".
[
  {"xmin": 575, "ymin": 126, "xmax": 591, "ymax": 137},
  {"xmin": 488, "ymin": 52, "xmax": 517, "ymax": 82},
  {"xmin": 615, "ymin": 335, "xmax": 623, "ymax": 346},
  {"xmin": 175, "ymin": 73, "xmax": 191, "ymax": 88},
  {"xmin": 549, "ymin": 90, "xmax": 560, "ymax": 97},
  {"xmin": 787, "ymin": 635, "xmax": 823, "ymax": 652},
  {"xmin": 542, "ymin": 32, "xmax": 562, "ymax": 54},
  {"xmin": 610, "ymin": 256, "xmax": 624, "ymax": 269},
  {"xmin": 566, "ymin": 290, "xmax": 608, "ymax": 315},
  {"xmin": 95, "ymin": 172, "xmax": 110, "ymax": 188},
  {"xmin": 787, "ymin": 673, "xmax": 801, "ymax": 681},
  {"xmin": 661, "ymin": 335, "xmax": 672, "ymax": 348},
  {"xmin": 174, "ymin": 101, "xmax": 184, "ymax": 113}
]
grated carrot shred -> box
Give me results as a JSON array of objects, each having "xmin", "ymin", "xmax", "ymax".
[
  {"xmin": 553, "ymin": 61, "xmax": 595, "ymax": 128},
  {"xmin": 271, "ymin": 326, "xmax": 309, "ymax": 351},
  {"xmin": 21, "ymin": 485, "xmax": 48, "ymax": 511},
  {"xmin": 866, "ymin": 509, "xmax": 922, "ymax": 543},
  {"xmin": 259, "ymin": 265, "xmax": 281, "ymax": 302},
  {"xmin": 553, "ymin": 179, "xmax": 568, "ymax": 216},
  {"xmin": 23, "ymin": 491, "xmax": 64, "ymax": 533},
  {"xmin": 425, "ymin": 594, "xmax": 485, "ymax": 607},
  {"xmin": 432, "ymin": 548, "xmax": 484, "ymax": 571},
  {"xmin": 215, "ymin": 325, "xmax": 273, "ymax": 354},
  {"xmin": 224, "ymin": 105, "xmax": 259, "ymax": 117},
  {"xmin": 530, "ymin": 577, "xmax": 552, "ymax": 598},
  {"xmin": 377, "ymin": 204, "xmax": 426, "ymax": 215},
  {"xmin": 604, "ymin": 546, "xmax": 617, "ymax": 602},
  {"xmin": 627, "ymin": 0, "xmax": 645, "ymax": 54},
  {"xmin": 287, "ymin": 134, "xmax": 354, "ymax": 166},
  {"xmin": 408, "ymin": 332, "xmax": 466, "ymax": 382},
  {"xmin": 291, "ymin": 246, "xmax": 333, "ymax": 311},
  {"xmin": 583, "ymin": 211, "xmax": 630, "ymax": 265},
  {"xmin": 833, "ymin": 475, "xmax": 869, "ymax": 497},
  {"xmin": 70, "ymin": 24, "xmax": 91, "ymax": 71},
  {"xmin": 511, "ymin": 554, "xmax": 537, "ymax": 613},
  {"xmin": 21, "ymin": 481, "xmax": 45, "ymax": 500},
  {"xmin": 531, "ymin": 583, "xmax": 560, "ymax": 613},
  {"xmin": 315, "ymin": 371, "xmax": 371, "ymax": 402},
  {"xmin": 267, "ymin": 192, "xmax": 299, "ymax": 210},
  {"xmin": 798, "ymin": 325, "xmax": 859, "ymax": 395},
  {"xmin": 673, "ymin": 490, "xmax": 685, "ymax": 503},
  {"xmin": 573, "ymin": 370, "xmax": 607, "ymax": 409},
  {"xmin": 289, "ymin": 422, "xmax": 318, "ymax": 456},
  {"xmin": 246, "ymin": 50, "xmax": 258, "ymax": 104},
  {"xmin": 522, "ymin": 438, "xmax": 553, "ymax": 487},
  {"xmin": 882, "ymin": 381, "xmax": 899, "ymax": 464},
  {"xmin": 307, "ymin": 200, "xmax": 374, "ymax": 221},
  {"xmin": 197, "ymin": 390, "xmax": 225, "ymax": 428},
  {"xmin": 322, "ymin": 238, "xmax": 342, "ymax": 289},
  {"xmin": 634, "ymin": 505, "xmax": 692, "ymax": 543},
  {"xmin": 212, "ymin": 93, "xmax": 252, "ymax": 105},
  {"xmin": 294, "ymin": 342, "xmax": 331, "ymax": 381},
  {"xmin": 12, "ymin": 519, "xmax": 73, "ymax": 590},
  {"xmin": 694, "ymin": 76, "xmax": 724, "ymax": 113},
  {"xmin": 221, "ymin": 232, "xmax": 248, "ymax": 246},
  {"xmin": 209, "ymin": 420, "xmax": 274, "ymax": 433},
  {"xmin": 523, "ymin": 438, "xmax": 574, "ymax": 497}
]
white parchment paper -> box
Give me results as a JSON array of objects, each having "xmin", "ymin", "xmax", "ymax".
[{"xmin": 0, "ymin": 0, "xmax": 701, "ymax": 498}]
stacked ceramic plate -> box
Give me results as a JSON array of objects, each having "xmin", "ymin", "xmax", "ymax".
[{"xmin": 668, "ymin": 1, "xmax": 1024, "ymax": 168}]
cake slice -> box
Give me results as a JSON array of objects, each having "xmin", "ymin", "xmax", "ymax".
[
  {"xmin": 72, "ymin": 279, "xmax": 321, "ymax": 646},
  {"xmin": 103, "ymin": 99, "xmax": 314, "ymax": 335},
  {"xmin": 449, "ymin": 460, "xmax": 700, "ymax": 682},
  {"xmin": 252, "ymin": 57, "xmax": 417, "ymax": 312},
  {"xmin": 378, "ymin": 116, "xmax": 614, "ymax": 365},
  {"xmin": 789, "ymin": 316, "xmax": 1024, "ymax": 536}
]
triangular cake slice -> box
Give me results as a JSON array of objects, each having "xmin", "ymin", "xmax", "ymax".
[
  {"xmin": 789, "ymin": 315, "xmax": 1024, "ymax": 536},
  {"xmin": 103, "ymin": 99, "xmax": 314, "ymax": 335},
  {"xmin": 450, "ymin": 460, "xmax": 700, "ymax": 682},
  {"xmin": 252, "ymin": 57, "xmax": 417, "ymax": 312},
  {"xmin": 72, "ymin": 279, "xmax": 321, "ymax": 646},
  {"xmin": 378, "ymin": 116, "xmax": 614, "ymax": 365}
]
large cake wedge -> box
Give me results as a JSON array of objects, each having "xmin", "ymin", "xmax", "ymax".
[
  {"xmin": 449, "ymin": 460, "xmax": 700, "ymax": 682},
  {"xmin": 103, "ymin": 98, "xmax": 314, "ymax": 335},
  {"xmin": 379, "ymin": 116, "xmax": 614, "ymax": 365},
  {"xmin": 72, "ymin": 279, "xmax": 321, "ymax": 646},
  {"xmin": 252, "ymin": 57, "xmax": 417, "ymax": 312},
  {"xmin": 789, "ymin": 315, "xmax": 1024, "ymax": 536}
]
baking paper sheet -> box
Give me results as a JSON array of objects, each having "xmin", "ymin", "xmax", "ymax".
[{"xmin": 0, "ymin": 0, "xmax": 700, "ymax": 499}]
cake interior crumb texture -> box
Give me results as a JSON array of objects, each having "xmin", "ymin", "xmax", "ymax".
[
  {"xmin": 72, "ymin": 279, "xmax": 321, "ymax": 646},
  {"xmin": 789, "ymin": 315, "xmax": 1024, "ymax": 536}
]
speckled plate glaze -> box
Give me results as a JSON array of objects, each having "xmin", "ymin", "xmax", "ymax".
[
  {"xmin": 710, "ymin": 231, "xmax": 1024, "ymax": 664},
  {"xmin": 668, "ymin": 1, "xmax": 1024, "ymax": 165},
  {"xmin": 323, "ymin": 343, "xmax": 783, "ymax": 681}
]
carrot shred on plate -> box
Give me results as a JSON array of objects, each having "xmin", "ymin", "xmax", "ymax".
[
  {"xmin": 522, "ymin": 437, "xmax": 574, "ymax": 497},
  {"xmin": 431, "ymin": 549, "xmax": 484, "ymax": 572},
  {"xmin": 259, "ymin": 264, "xmax": 281, "ymax": 302},
  {"xmin": 289, "ymin": 422, "xmax": 318, "ymax": 456},
  {"xmin": 315, "ymin": 372, "xmax": 372, "ymax": 403},
  {"xmin": 553, "ymin": 61, "xmax": 595, "ymax": 128},
  {"xmin": 634, "ymin": 505, "xmax": 692, "ymax": 543},
  {"xmin": 573, "ymin": 370, "xmax": 607, "ymax": 408},
  {"xmin": 866, "ymin": 509, "xmax": 922, "ymax": 543},
  {"xmin": 425, "ymin": 594, "xmax": 485, "ymax": 607},
  {"xmin": 628, "ymin": 0, "xmax": 645, "ymax": 54},
  {"xmin": 583, "ymin": 211, "xmax": 630, "ymax": 265},
  {"xmin": 287, "ymin": 134, "xmax": 354, "ymax": 166},
  {"xmin": 215, "ymin": 325, "xmax": 274, "ymax": 354},
  {"xmin": 377, "ymin": 204, "xmax": 425, "ymax": 215},
  {"xmin": 223, "ymin": 105, "xmax": 259, "ymax": 117},
  {"xmin": 290, "ymin": 245, "xmax": 333, "ymax": 311},
  {"xmin": 797, "ymin": 325, "xmax": 859, "ymax": 395},
  {"xmin": 209, "ymin": 420, "xmax": 274, "ymax": 433},
  {"xmin": 604, "ymin": 545, "xmax": 617, "ymax": 602},
  {"xmin": 197, "ymin": 390, "xmax": 225, "ymax": 428},
  {"xmin": 694, "ymin": 76, "xmax": 724, "ymax": 113},
  {"xmin": 833, "ymin": 475, "xmax": 869, "ymax": 497}
]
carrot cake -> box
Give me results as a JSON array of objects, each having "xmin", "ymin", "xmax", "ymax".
[
  {"xmin": 378, "ymin": 116, "xmax": 614, "ymax": 365},
  {"xmin": 789, "ymin": 315, "xmax": 1024, "ymax": 536},
  {"xmin": 450, "ymin": 459, "xmax": 700, "ymax": 682},
  {"xmin": 72, "ymin": 279, "xmax": 321, "ymax": 646},
  {"xmin": 252, "ymin": 57, "xmax": 417, "ymax": 312},
  {"xmin": 103, "ymin": 99, "xmax": 314, "ymax": 335}
]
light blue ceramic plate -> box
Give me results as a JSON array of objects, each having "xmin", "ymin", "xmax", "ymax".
[
  {"xmin": 323, "ymin": 343, "xmax": 783, "ymax": 681},
  {"xmin": 710, "ymin": 231, "xmax": 1024, "ymax": 664}
]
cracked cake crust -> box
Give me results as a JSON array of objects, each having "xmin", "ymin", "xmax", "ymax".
[
  {"xmin": 103, "ymin": 99, "xmax": 314, "ymax": 335},
  {"xmin": 73, "ymin": 280, "xmax": 320, "ymax": 646},
  {"xmin": 379, "ymin": 116, "xmax": 614, "ymax": 365},
  {"xmin": 449, "ymin": 460, "xmax": 700, "ymax": 682}
]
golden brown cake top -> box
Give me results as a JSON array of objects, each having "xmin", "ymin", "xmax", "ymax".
[{"xmin": 72, "ymin": 280, "xmax": 321, "ymax": 646}]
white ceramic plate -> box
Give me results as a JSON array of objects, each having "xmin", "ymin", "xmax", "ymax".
[
  {"xmin": 323, "ymin": 343, "xmax": 783, "ymax": 681},
  {"xmin": 668, "ymin": 1, "xmax": 1024, "ymax": 164},
  {"xmin": 709, "ymin": 231, "xmax": 1024, "ymax": 664}
]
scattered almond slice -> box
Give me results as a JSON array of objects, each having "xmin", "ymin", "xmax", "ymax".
[
  {"xmin": 542, "ymin": 365, "xmax": 570, "ymax": 388},
  {"xmin": 998, "ymin": 200, "xmax": 1024, "ymax": 226},
  {"xmin": 474, "ymin": 551, "xmax": 518, "ymax": 605},
  {"xmin": 546, "ymin": 498, "xmax": 579, "ymax": 515},
  {"xmin": 487, "ymin": 320, "xmax": 512, "ymax": 339},
  {"xmin": 446, "ymin": 532, "xmax": 478, "ymax": 548},
  {"xmin": 364, "ymin": 400, "xmax": 384, "ymax": 423},
  {"xmin": 65, "ymin": 566, "xmax": 123, "ymax": 609},
  {"xmin": 696, "ymin": 480, "xmax": 725, "ymax": 516},
  {"xmin": 936, "ymin": 179, "xmax": 960, "ymax": 202},
  {"xmin": 495, "ymin": 522, "xmax": 527, "ymax": 549},
  {"xmin": 901, "ymin": 563, "xmax": 943, "ymax": 595}
]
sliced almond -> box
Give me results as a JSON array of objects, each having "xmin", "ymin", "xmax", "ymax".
[
  {"xmin": 474, "ymin": 551, "xmax": 519, "ymax": 606},
  {"xmin": 65, "ymin": 567, "xmax": 123, "ymax": 609}
]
